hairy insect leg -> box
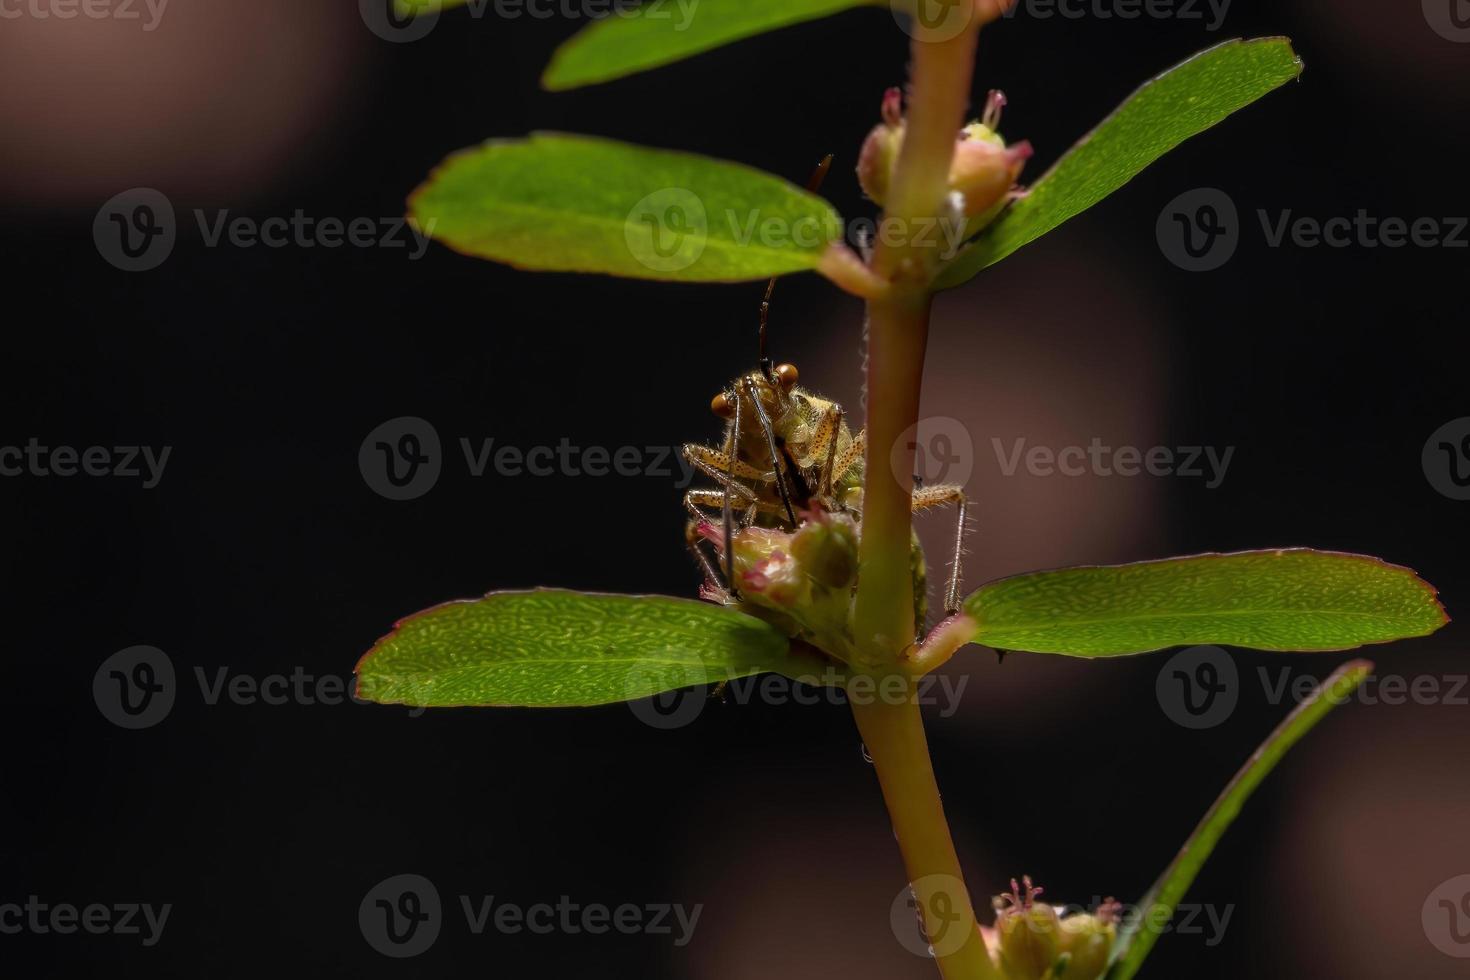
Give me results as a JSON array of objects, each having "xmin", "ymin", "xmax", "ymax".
[
  {"xmin": 911, "ymin": 483, "xmax": 969, "ymax": 615},
  {"xmin": 721, "ymin": 384, "xmax": 742, "ymax": 596},
  {"xmin": 810, "ymin": 404, "xmax": 845, "ymax": 497},
  {"xmin": 683, "ymin": 492, "xmax": 729, "ymax": 597},
  {"xmin": 828, "ymin": 427, "xmax": 867, "ymax": 505},
  {"xmin": 743, "ymin": 377, "xmax": 799, "ymax": 527},
  {"xmin": 682, "ymin": 445, "xmax": 762, "ymax": 501}
]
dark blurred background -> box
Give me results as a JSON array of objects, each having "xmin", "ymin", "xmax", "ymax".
[{"xmin": 1, "ymin": 1, "xmax": 1467, "ymax": 977}]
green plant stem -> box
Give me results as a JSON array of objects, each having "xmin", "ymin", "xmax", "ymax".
[
  {"xmin": 850, "ymin": 10, "xmax": 995, "ymax": 980},
  {"xmin": 852, "ymin": 691, "xmax": 1000, "ymax": 980},
  {"xmin": 854, "ymin": 8, "xmax": 982, "ymax": 665}
]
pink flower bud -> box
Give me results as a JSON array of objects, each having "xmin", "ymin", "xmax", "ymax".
[{"xmin": 857, "ymin": 87, "xmax": 905, "ymax": 205}]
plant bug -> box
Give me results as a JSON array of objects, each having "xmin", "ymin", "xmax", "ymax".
[{"xmin": 681, "ymin": 161, "xmax": 972, "ymax": 635}]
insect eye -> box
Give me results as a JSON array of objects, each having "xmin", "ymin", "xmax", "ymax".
[
  {"xmin": 775, "ymin": 363, "xmax": 799, "ymax": 391},
  {"xmin": 711, "ymin": 392, "xmax": 735, "ymax": 418}
]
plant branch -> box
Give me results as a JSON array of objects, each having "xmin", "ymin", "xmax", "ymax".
[
  {"xmin": 847, "ymin": 7, "xmax": 1004, "ymax": 980},
  {"xmin": 852, "ymin": 692, "xmax": 1001, "ymax": 980}
]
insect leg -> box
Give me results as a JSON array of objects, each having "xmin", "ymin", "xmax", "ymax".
[
  {"xmin": 682, "ymin": 446, "xmax": 760, "ymax": 502},
  {"xmin": 722, "ymin": 385, "xmax": 741, "ymax": 595},
  {"xmin": 911, "ymin": 483, "xmax": 969, "ymax": 615},
  {"xmin": 684, "ymin": 492, "xmax": 728, "ymax": 592},
  {"xmin": 743, "ymin": 377, "xmax": 799, "ymax": 527},
  {"xmin": 813, "ymin": 405, "xmax": 845, "ymax": 497}
]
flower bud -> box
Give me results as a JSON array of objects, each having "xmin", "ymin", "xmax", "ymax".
[
  {"xmin": 987, "ymin": 880, "xmax": 1119, "ymax": 980},
  {"xmin": 950, "ymin": 91, "xmax": 1032, "ymax": 222},
  {"xmin": 790, "ymin": 512, "xmax": 859, "ymax": 590},
  {"xmin": 857, "ymin": 87, "xmax": 905, "ymax": 205},
  {"xmin": 994, "ymin": 877, "xmax": 1061, "ymax": 980},
  {"xmin": 857, "ymin": 88, "xmax": 1030, "ymax": 226},
  {"xmin": 1056, "ymin": 903, "xmax": 1119, "ymax": 980}
]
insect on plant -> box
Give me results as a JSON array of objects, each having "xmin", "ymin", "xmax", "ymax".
[
  {"xmin": 356, "ymin": 3, "xmax": 1451, "ymax": 978},
  {"xmin": 683, "ymin": 254, "xmax": 969, "ymax": 631}
]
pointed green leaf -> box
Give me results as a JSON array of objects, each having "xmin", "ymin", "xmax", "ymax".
[
  {"xmin": 355, "ymin": 589, "xmax": 831, "ymax": 707},
  {"xmin": 409, "ymin": 132, "xmax": 843, "ymax": 282},
  {"xmin": 1105, "ymin": 660, "xmax": 1373, "ymax": 980},
  {"xmin": 965, "ymin": 549, "xmax": 1447, "ymax": 657},
  {"xmin": 543, "ymin": 0, "xmax": 879, "ymax": 91},
  {"xmin": 935, "ymin": 38, "xmax": 1303, "ymax": 290}
]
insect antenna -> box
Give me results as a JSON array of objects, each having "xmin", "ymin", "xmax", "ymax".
[{"xmin": 757, "ymin": 153, "xmax": 835, "ymax": 380}]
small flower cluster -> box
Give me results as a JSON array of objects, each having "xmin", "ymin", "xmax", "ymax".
[
  {"xmin": 984, "ymin": 877, "xmax": 1119, "ymax": 980},
  {"xmin": 697, "ymin": 508, "xmax": 862, "ymax": 662},
  {"xmin": 859, "ymin": 87, "xmax": 1032, "ymax": 228}
]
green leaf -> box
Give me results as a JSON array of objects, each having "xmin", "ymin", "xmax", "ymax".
[
  {"xmin": 1105, "ymin": 660, "xmax": 1373, "ymax": 980},
  {"xmin": 355, "ymin": 589, "xmax": 829, "ymax": 707},
  {"xmin": 409, "ymin": 132, "xmax": 843, "ymax": 282},
  {"xmin": 543, "ymin": 0, "xmax": 878, "ymax": 91},
  {"xmin": 392, "ymin": 0, "xmax": 467, "ymax": 16},
  {"xmin": 965, "ymin": 549, "xmax": 1447, "ymax": 657},
  {"xmin": 934, "ymin": 38, "xmax": 1303, "ymax": 290}
]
